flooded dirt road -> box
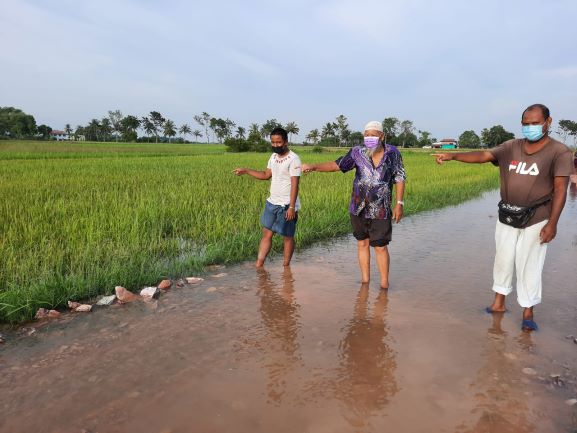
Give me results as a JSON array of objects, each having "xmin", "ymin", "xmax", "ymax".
[{"xmin": 1, "ymin": 187, "xmax": 577, "ymax": 433}]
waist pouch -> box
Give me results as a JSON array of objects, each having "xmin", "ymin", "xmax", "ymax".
[{"xmin": 497, "ymin": 199, "xmax": 550, "ymax": 228}]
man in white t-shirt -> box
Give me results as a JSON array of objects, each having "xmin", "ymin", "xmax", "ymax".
[{"xmin": 233, "ymin": 127, "xmax": 302, "ymax": 267}]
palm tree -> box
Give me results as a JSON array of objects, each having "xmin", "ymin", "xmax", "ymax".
[
  {"xmin": 163, "ymin": 119, "xmax": 176, "ymax": 143},
  {"xmin": 141, "ymin": 116, "xmax": 157, "ymax": 143},
  {"xmin": 236, "ymin": 126, "xmax": 246, "ymax": 139},
  {"xmin": 179, "ymin": 124, "xmax": 192, "ymax": 142},
  {"xmin": 120, "ymin": 115, "xmax": 141, "ymax": 141},
  {"xmin": 225, "ymin": 118, "xmax": 236, "ymax": 139},
  {"xmin": 149, "ymin": 111, "xmax": 165, "ymax": 143},
  {"xmin": 285, "ymin": 121, "xmax": 299, "ymax": 143},
  {"xmin": 87, "ymin": 119, "xmax": 101, "ymax": 141},
  {"xmin": 249, "ymin": 123, "xmax": 260, "ymax": 136},
  {"xmin": 192, "ymin": 129, "xmax": 202, "ymax": 142},
  {"xmin": 64, "ymin": 123, "xmax": 72, "ymax": 139},
  {"xmin": 306, "ymin": 129, "xmax": 320, "ymax": 145},
  {"xmin": 321, "ymin": 122, "xmax": 336, "ymax": 139},
  {"xmin": 100, "ymin": 118, "xmax": 112, "ymax": 142}
]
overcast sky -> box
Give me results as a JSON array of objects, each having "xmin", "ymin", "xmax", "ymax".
[{"xmin": 1, "ymin": 0, "xmax": 576, "ymax": 141}]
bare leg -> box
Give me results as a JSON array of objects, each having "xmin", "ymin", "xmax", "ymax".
[
  {"xmin": 357, "ymin": 239, "xmax": 370, "ymax": 283},
  {"xmin": 488, "ymin": 293, "xmax": 507, "ymax": 312},
  {"xmin": 373, "ymin": 245, "xmax": 390, "ymax": 289},
  {"xmin": 256, "ymin": 228, "xmax": 274, "ymax": 267},
  {"xmin": 522, "ymin": 306, "xmax": 534, "ymax": 321},
  {"xmin": 283, "ymin": 236, "xmax": 295, "ymax": 266}
]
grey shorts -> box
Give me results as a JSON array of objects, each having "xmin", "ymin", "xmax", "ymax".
[{"xmin": 350, "ymin": 214, "xmax": 392, "ymax": 247}]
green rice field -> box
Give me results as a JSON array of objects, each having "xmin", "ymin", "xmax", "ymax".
[{"xmin": 0, "ymin": 141, "xmax": 499, "ymax": 323}]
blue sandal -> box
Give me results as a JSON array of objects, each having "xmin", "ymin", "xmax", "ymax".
[
  {"xmin": 485, "ymin": 307, "xmax": 506, "ymax": 314},
  {"xmin": 522, "ymin": 319, "xmax": 538, "ymax": 331}
]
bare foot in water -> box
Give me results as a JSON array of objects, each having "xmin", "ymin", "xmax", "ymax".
[{"xmin": 487, "ymin": 293, "xmax": 506, "ymax": 313}]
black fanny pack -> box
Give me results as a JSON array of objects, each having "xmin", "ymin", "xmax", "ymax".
[{"xmin": 497, "ymin": 199, "xmax": 551, "ymax": 228}]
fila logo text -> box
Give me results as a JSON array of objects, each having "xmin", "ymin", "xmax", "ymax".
[{"xmin": 508, "ymin": 160, "xmax": 539, "ymax": 176}]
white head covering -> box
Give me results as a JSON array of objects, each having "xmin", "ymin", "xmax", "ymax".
[{"xmin": 364, "ymin": 120, "xmax": 383, "ymax": 132}]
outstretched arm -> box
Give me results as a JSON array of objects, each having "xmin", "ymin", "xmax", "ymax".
[
  {"xmin": 302, "ymin": 161, "xmax": 340, "ymax": 173},
  {"xmin": 540, "ymin": 176, "xmax": 569, "ymax": 243},
  {"xmin": 432, "ymin": 151, "xmax": 495, "ymax": 165},
  {"xmin": 233, "ymin": 167, "xmax": 272, "ymax": 180}
]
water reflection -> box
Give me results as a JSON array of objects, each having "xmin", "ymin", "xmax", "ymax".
[
  {"xmin": 328, "ymin": 284, "xmax": 398, "ymax": 431},
  {"xmin": 569, "ymin": 182, "xmax": 577, "ymax": 201},
  {"xmin": 256, "ymin": 267, "xmax": 302, "ymax": 405},
  {"xmin": 457, "ymin": 314, "xmax": 534, "ymax": 433}
]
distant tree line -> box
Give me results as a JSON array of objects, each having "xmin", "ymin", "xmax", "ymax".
[{"xmin": 2, "ymin": 106, "xmax": 577, "ymax": 150}]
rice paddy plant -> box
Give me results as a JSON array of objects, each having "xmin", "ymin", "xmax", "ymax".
[{"xmin": 0, "ymin": 142, "xmax": 498, "ymax": 323}]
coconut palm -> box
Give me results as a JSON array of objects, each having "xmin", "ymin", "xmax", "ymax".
[
  {"xmin": 192, "ymin": 129, "xmax": 202, "ymax": 142},
  {"xmin": 179, "ymin": 124, "xmax": 192, "ymax": 142},
  {"xmin": 141, "ymin": 117, "xmax": 157, "ymax": 143},
  {"xmin": 306, "ymin": 129, "xmax": 320, "ymax": 145},
  {"xmin": 321, "ymin": 122, "xmax": 336, "ymax": 139},
  {"xmin": 236, "ymin": 126, "xmax": 246, "ymax": 139},
  {"xmin": 163, "ymin": 119, "xmax": 177, "ymax": 143},
  {"xmin": 285, "ymin": 121, "xmax": 299, "ymax": 143}
]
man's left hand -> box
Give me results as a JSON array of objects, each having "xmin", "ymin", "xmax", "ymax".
[
  {"xmin": 539, "ymin": 222, "xmax": 557, "ymax": 244},
  {"xmin": 285, "ymin": 207, "xmax": 296, "ymax": 221},
  {"xmin": 392, "ymin": 203, "xmax": 403, "ymax": 223}
]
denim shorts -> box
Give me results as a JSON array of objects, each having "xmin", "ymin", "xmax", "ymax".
[{"xmin": 260, "ymin": 201, "xmax": 298, "ymax": 237}]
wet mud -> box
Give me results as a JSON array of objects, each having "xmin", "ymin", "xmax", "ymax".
[{"xmin": 1, "ymin": 187, "xmax": 577, "ymax": 433}]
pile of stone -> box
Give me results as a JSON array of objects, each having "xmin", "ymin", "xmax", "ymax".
[{"xmin": 33, "ymin": 276, "xmax": 205, "ymax": 322}]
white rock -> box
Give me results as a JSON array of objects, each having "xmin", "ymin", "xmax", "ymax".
[
  {"xmin": 522, "ymin": 367, "xmax": 537, "ymax": 376},
  {"xmin": 140, "ymin": 286, "xmax": 160, "ymax": 299},
  {"xmin": 74, "ymin": 304, "xmax": 92, "ymax": 312},
  {"xmin": 68, "ymin": 301, "xmax": 81, "ymax": 310},
  {"xmin": 186, "ymin": 277, "xmax": 204, "ymax": 284},
  {"xmin": 565, "ymin": 399, "xmax": 577, "ymax": 406},
  {"xmin": 96, "ymin": 295, "xmax": 116, "ymax": 306}
]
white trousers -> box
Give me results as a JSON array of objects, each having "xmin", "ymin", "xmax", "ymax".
[{"xmin": 492, "ymin": 220, "xmax": 548, "ymax": 308}]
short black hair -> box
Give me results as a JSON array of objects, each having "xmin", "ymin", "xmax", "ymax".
[
  {"xmin": 270, "ymin": 127, "xmax": 288, "ymax": 142},
  {"xmin": 522, "ymin": 103, "xmax": 550, "ymax": 120}
]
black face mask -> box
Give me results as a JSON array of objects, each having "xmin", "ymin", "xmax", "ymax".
[{"xmin": 272, "ymin": 145, "xmax": 288, "ymax": 154}]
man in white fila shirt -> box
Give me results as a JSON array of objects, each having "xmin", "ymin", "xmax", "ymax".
[
  {"xmin": 433, "ymin": 104, "xmax": 573, "ymax": 331},
  {"xmin": 233, "ymin": 127, "xmax": 302, "ymax": 267}
]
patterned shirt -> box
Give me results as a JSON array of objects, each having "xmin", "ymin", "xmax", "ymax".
[{"xmin": 335, "ymin": 145, "xmax": 406, "ymax": 219}]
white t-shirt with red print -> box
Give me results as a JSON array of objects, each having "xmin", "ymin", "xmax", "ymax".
[{"xmin": 266, "ymin": 150, "xmax": 302, "ymax": 210}]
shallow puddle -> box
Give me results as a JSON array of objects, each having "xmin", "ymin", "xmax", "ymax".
[{"xmin": 1, "ymin": 186, "xmax": 577, "ymax": 433}]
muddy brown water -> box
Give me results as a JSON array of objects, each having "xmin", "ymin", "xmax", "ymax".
[{"xmin": 1, "ymin": 187, "xmax": 577, "ymax": 433}]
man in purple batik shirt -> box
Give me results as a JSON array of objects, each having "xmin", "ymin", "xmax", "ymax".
[{"xmin": 303, "ymin": 121, "xmax": 406, "ymax": 290}]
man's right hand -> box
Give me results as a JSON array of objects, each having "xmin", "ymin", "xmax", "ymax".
[
  {"xmin": 432, "ymin": 153, "xmax": 453, "ymax": 165},
  {"xmin": 233, "ymin": 168, "xmax": 247, "ymax": 176},
  {"xmin": 302, "ymin": 163, "xmax": 315, "ymax": 173}
]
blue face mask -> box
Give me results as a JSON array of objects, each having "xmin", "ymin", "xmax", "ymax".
[{"xmin": 522, "ymin": 124, "xmax": 545, "ymax": 142}]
